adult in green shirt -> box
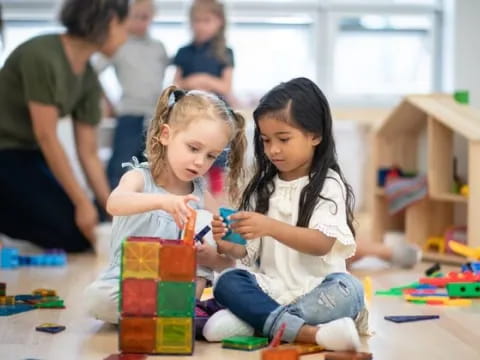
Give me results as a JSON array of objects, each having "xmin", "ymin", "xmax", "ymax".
[{"xmin": 0, "ymin": 0, "xmax": 129, "ymax": 252}]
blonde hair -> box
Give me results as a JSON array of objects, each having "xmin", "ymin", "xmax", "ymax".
[
  {"xmin": 189, "ymin": 0, "xmax": 229, "ymax": 64},
  {"xmin": 146, "ymin": 85, "xmax": 247, "ymax": 202}
]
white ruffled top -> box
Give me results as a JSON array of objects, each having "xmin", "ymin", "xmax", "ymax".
[
  {"xmin": 239, "ymin": 169, "xmax": 370, "ymax": 335},
  {"xmin": 239, "ymin": 169, "xmax": 370, "ymax": 334}
]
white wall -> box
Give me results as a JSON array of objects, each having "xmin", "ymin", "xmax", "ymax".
[{"xmin": 443, "ymin": 0, "xmax": 480, "ymax": 182}]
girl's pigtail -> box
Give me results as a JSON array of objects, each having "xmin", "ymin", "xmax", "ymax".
[
  {"xmin": 226, "ymin": 110, "xmax": 247, "ymax": 205},
  {"xmin": 146, "ymin": 85, "xmax": 178, "ymax": 181}
]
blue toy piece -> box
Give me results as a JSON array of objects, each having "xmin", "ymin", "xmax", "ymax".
[
  {"xmin": 0, "ymin": 247, "xmax": 66, "ymax": 268},
  {"xmin": 461, "ymin": 262, "xmax": 480, "ymax": 274},
  {"xmin": 0, "ymin": 303, "xmax": 35, "ymax": 316},
  {"xmin": 384, "ymin": 315, "xmax": 439, "ymax": 323},
  {"xmin": 195, "ymin": 225, "xmax": 211, "ymax": 244},
  {"xmin": 219, "ymin": 208, "xmax": 247, "ymax": 245},
  {"xmin": 0, "ymin": 248, "xmax": 19, "ymax": 268}
]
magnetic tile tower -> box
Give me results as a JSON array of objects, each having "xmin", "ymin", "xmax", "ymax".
[{"xmin": 119, "ymin": 212, "xmax": 197, "ymax": 355}]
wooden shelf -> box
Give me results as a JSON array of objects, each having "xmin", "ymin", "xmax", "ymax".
[
  {"xmin": 430, "ymin": 193, "xmax": 468, "ymax": 203},
  {"xmin": 422, "ymin": 251, "xmax": 467, "ymax": 266}
]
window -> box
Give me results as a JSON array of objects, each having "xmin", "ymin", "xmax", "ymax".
[{"xmin": 330, "ymin": 14, "xmax": 436, "ymax": 98}]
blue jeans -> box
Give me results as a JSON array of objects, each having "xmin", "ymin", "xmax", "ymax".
[
  {"xmin": 107, "ymin": 114, "xmax": 146, "ymax": 189},
  {"xmin": 214, "ymin": 269, "xmax": 364, "ymax": 342}
]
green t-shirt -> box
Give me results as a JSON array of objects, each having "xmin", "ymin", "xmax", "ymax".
[{"xmin": 0, "ymin": 34, "xmax": 102, "ymax": 150}]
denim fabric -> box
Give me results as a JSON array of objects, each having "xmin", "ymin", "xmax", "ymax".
[
  {"xmin": 214, "ymin": 269, "xmax": 364, "ymax": 342},
  {"xmin": 107, "ymin": 114, "xmax": 146, "ymax": 189}
]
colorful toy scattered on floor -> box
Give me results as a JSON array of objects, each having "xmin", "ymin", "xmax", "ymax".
[
  {"xmin": 375, "ymin": 261, "xmax": 480, "ymax": 306},
  {"xmin": 119, "ymin": 212, "xmax": 197, "ymax": 355},
  {"xmin": 0, "ymin": 283, "xmax": 64, "ymax": 316},
  {"xmin": 0, "ymin": 247, "xmax": 67, "ymax": 268}
]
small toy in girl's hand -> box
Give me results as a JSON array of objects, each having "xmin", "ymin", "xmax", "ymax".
[
  {"xmin": 219, "ymin": 208, "xmax": 247, "ymax": 245},
  {"xmin": 195, "ymin": 225, "xmax": 211, "ymax": 244}
]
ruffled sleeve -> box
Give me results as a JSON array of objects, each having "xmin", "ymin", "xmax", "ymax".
[{"xmin": 309, "ymin": 171, "xmax": 356, "ymax": 263}]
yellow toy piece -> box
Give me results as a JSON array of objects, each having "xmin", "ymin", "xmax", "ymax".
[
  {"xmin": 424, "ymin": 236, "xmax": 445, "ymax": 254},
  {"xmin": 122, "ymin": 241, "xmax": 161, "ymax": 279},
  {"xmin": 33, "ymin": 288, "xmax": 56, "ymax": 297},
  {"xmin": 448, "ymin": 240, "xmax": 480, "ymax": 260},
  {"xmin": 363, "ymin": 276, "xmax": 373, "ymax": 303},
  {"xmin": 460, "ymin": 185, "xmax": 469, "ymax": 197}
]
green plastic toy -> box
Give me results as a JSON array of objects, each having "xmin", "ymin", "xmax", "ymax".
[{"xmin": 222, "ymin": 336, "xmax": 269, "ymax": 351}]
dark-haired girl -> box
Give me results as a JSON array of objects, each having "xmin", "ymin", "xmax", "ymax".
[
  {"xmin": 210, "ymin": 77, "xmax": 368, "ymax": 349},
  {"xmin": 0, "ymin": 0, "xmax": 129, "ymax": 251}
]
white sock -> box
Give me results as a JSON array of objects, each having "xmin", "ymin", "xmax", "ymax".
[
  {"xmin": 203, "ymin": 309, "xmax": 254, "ymax": 342},
  {"xmin": 315, "ymin": 317, "xmax": 361, "ymax": 351},
  {"xmin": 392, "ymin": 243, "xmax": 422, "ymax": 268}
]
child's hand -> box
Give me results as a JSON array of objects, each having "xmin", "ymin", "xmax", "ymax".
[
  {"xmin": 163, "ymin": 194, "xmax": 199, "ymax": 228},
  {"xmin": 211, "ymin": 214, "xmax": 227, "ymax": 241},
  {"xmin": 196, "ymin": 242, "xmax": 218, "ymax": 267},
  {"xmin": 230, "ymin": 211, "xmax": 272, "ymax": 240}
]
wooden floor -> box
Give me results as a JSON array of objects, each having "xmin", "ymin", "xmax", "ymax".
[{"xmin": 1, "ymin": 238, "xmax": 480, "ymax": 360}]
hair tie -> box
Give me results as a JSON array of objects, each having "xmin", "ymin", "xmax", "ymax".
[{"xmin": 168, "ymin": 89, "xmax": 187, "ymax": 108}]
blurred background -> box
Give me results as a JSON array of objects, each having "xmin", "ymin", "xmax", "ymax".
[{"xmin": 1, "ymin": 0, "xmax": 478, "ymax": 212}]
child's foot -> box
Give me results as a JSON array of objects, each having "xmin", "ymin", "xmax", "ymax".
[
  {"xmin": 202, "ymin": 309, "xmax": 254, "ymax": 342},
  {"xmin": 315, "ymin": 317, "xmax": 361, "ymax": 351},
  {"xmin": 391, "ymin": 243, "xmax": 422, "ymax": 268}
]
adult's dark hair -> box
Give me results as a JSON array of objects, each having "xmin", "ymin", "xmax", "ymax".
[
  {"xmin": 240, "ymin": 77, "xmax": 356, "ymax": 236},
  {"xmin": 60, "ymin": 0, "xmax": 130, "ymax": 45}
]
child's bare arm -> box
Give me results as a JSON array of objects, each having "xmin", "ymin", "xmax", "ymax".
[
  {"xmin": 230, "ymin": 211, "xmax": 336, "ymax": 256},
  {"xmin": 106, "ymin": 171, "xmax": 199, "ymax": 227}
]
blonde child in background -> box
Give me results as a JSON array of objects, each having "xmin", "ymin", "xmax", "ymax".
[
  {"xmin": 95, "ymin": 0, "xmax": 169, "ymax": 189},
  {"xmin": 208, "ymin": 78, "xmax": 368, "ymax": 350},
  {"xmin": 173, "ymin": 0, "xmax": 235, "ymax": 201},
  {"xmin": 85, "ymin": 85, "xmax": 247, "ymax": 326}
]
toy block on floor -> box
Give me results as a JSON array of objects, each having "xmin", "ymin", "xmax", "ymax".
[
  {"xmin": 0, "ymin": 303, "xmax": 35, "ymax": 316},
  {"xmin": 384, "ymin": 315, "xmax": 439, "ymax": 323},
  {"xmin": 155, "ymin": 317, "xmax": 193, "ymax": 354},
  {"xmin": 121, "ymin": 279, "xmax": 157, "ymax": 316},
  {"xmin": 0, "ymin": 296, "xmax": 15, "ymax": 305},
  {"xmin": 122, "ymin": 241, "xmax": 160, "ymax": 279},
  {"xmin": 222, "ymin": 336, "xmax": 269, "ymax": 351},
  {"xmin": 35, "ymin": 323, "xmax": 66, "ymax": 334},
  {"xmin": 324, "ymin": 351, "xmax": 373, "ymax": 360},
  {"xmin": 157, "ymin": 282, "xmax": 195, "ymax": 317},
  {"xmin": 119, "ymin": 213, "xmax": 197, "ymax": 355},
  {"xmin": 261, "ymin": 348, "xmax": 299, "ymax": 360},
  {"xmin": 120, "ymin": 317, "xmax": 156, "ymax": 353},
  {"xmin": 0, "ymin": 247, "xmax": 19, "ymax": 268},
  {"xmin": 446, "ymin": 282, "xmax": 480, "ymax": 298},
  {"xmin": 159, "ymin": 241, "xmax": 196, "ymax": 282},
  {"xmin": 0, "ymin": 282, "xmax": 6, "ymax": 296},
  {"xmin": 33, "ymin": 289, "xmax": 57, "ymax": 297}
]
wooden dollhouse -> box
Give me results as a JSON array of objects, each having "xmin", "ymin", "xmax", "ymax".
[{"xmin": 371, "ymin": 94, "xmax": 480, "ymax": 263}]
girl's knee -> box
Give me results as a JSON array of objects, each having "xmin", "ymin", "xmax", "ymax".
[
  {"xmin": 84, "ymin": 280, "xmax": 119, "ymax": 324},
  {"xmin": 324, "ymin": 273, "xmax": 365, "ymax": 316},
  {"xmin": 213, "ymin": 269, "xmax": 248, "ymax": 300}
]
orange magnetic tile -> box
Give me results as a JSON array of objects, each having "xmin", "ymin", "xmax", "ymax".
[
  {"xmin": 159, "ymin": 243, "xmax": 196, "ymax": 282},
  {"xmin": 262, "ymin": 348, "xmax": 299, "ymax": 360},
  {"xmin": 119, "ymin": 317, "xmax": 156, "ymax": 353}
]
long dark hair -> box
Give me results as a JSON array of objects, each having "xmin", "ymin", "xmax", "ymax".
[{"xmin": 240, "ymin": 77, "xmax": 355, "ymax": 236}]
